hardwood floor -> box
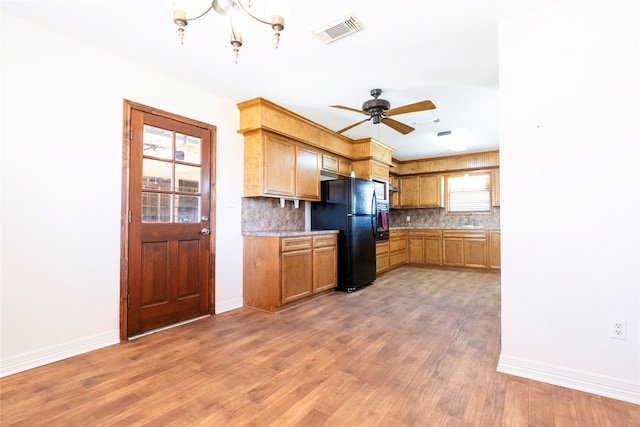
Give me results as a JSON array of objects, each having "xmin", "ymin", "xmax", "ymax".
[{"xmin": 2, "ymin": 266, "xmax": 639, "ymax": 426}]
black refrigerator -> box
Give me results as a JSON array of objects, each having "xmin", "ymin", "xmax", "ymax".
[{"xmin": 311, "ymin": 178, "xmax": 377, "ymax": 292}]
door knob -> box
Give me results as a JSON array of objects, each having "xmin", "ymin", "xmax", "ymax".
[{"xmin": 201, "ymin": 228, "xmax": 211, "ymax": 235}]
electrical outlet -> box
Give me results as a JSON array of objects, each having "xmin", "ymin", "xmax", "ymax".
[
  {"xmin": 612, "ymin": 319, "xmax": 627, "ymax": 340},
  {"xmin": 406, "ymin": 216, "xmax": 410, "ymax": 222}
]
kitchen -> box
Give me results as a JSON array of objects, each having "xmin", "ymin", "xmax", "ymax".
[{"xmin": 240, "ymin": 98, "xmax": 502, "ymax": 312}]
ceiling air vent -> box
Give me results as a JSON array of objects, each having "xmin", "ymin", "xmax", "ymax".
[{"xmin": 312, "ymin": 14, "xmax": 364, "ymax": 44}]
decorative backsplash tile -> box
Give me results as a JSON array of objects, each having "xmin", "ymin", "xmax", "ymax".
[
  {"xmin": 242, "ymin": 197, "xmax": 305, "ymax": 231},
  {"xmin": 241, "ymin": 197, "xmax": 499, "ymax": 231},
  {"xmin": 389, "ymin": 207, "xmax": 500, "ymax": 229}
]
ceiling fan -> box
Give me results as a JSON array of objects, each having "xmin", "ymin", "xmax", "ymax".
[{"xmin": 330, "ymin": 88, "xmax": 436, "ymax": 135}]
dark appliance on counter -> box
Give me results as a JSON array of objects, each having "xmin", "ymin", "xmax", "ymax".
[
  {"xmin": 376, "ymin": 200, "xmax": 390, "ymax": 242},
  {"xmin": 311, "ymin": 178, "xmax": 377, "ymax": 292}
]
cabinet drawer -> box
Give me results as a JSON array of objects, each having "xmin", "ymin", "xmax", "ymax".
[
  {"xmin": 443, "ymin": 229, "xmax": 486, "ymax": 239},
  {"xmin": 389, "ymin": 238, "xmax": 406, "ymax": 252},
  {"xmin": 390, "ymin": 229, "xmax": 407, "ymax": 239},
  {"xmin": 281, "ymin": 236, "xmax": 313, "ymax": 251},
  {"xmin": 409, "ymin": 229, "xmax": 442, "ymax": 238},
  {"xmin": 376, "ymin": 241, "xmax": 390, "ymax": 255},
  {"xmin": 313, "ymin": 234, "xmax": 336, "ymax": 247}
]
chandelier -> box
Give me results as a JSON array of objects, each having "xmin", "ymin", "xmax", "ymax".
[{"xmin": 172, "ymin": 0, "xmax": 287, "ymax": 63}]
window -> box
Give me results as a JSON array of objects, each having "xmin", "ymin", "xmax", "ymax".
[{"xmin": 445, "ymin": 172, "xmax": 491, "ymax": 213}]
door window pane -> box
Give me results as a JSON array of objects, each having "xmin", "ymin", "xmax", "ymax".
[
  {"xmin": 175, "ymin": 164, "xmax": 200, "ymax": 193},
  {"xmin": 142, "ymin": 192, "xmax": 172, "ymax": 223},
  {"xmin": 143, "ymin": 159, "xmax": 173, "ymax": 191},
  {"xmin": 143, "ymin": 125, "xmax": 173, "ymax": 160},
  {"xmin": 175, "ymin": 133, "xmax": 201, "ymax": 164},
  {"xmin": 175, "ymin": 195, "xmax": 200, "ymax": 223}
]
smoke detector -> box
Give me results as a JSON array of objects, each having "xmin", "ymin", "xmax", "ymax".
[{"xmin": 312, "ymin": 14, "xmax": 364, "ymax": 44}]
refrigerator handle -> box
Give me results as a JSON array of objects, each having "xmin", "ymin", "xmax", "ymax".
[{"xmin": 372, "ymin": 192, "xmax": 377, "ymax": 239}]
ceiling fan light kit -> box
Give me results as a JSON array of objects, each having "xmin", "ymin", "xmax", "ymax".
[
  {"xmin": 331, "ymin": 88, "xmax": 436, "ymax": 136},
  {"xmin": 171, "ymin": 0, "xmax": 287, "ymax": 63}
]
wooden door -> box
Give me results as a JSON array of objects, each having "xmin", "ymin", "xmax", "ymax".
[{"xmin": 123, "ymin": 103, "xmax": 215, "ymax": 338}]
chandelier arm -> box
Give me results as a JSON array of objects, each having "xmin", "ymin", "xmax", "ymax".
[
  {"xmin": 234, "ymin": 0, "xmax": 273, "ymax": 26},
  {"xmin": 187, "ymin": 5, "xmax": 214, "ymax": 22}
]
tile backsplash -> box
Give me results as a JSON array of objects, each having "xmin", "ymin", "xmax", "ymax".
[
  {"xmin": 241, "ymin": 197, "xmax": 500, "ymax": 231},
  {"xmin": 242, "ymin": 197, "xmax": 305, "ymax": 231},
  {"xmin": 390, "ymin": 207, "xmax": 500, "ymax": 229}
]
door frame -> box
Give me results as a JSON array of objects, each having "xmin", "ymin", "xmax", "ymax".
[{"xmin": 120, "ymin": 99, "xmax": 217, "ymax": 341}]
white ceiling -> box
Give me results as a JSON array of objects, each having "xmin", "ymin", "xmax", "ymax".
[{"xmin": 2, "ymin": 0, "xmax": 561, "ymax": 161}]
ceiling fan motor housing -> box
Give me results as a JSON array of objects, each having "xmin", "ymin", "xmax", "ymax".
[{"xmin": 362, "ymin": 98, "xmax": 390, "ymax": 123}]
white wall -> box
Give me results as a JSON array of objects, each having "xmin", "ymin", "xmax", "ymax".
[
  {"xmin": 0, "ymin": 12, "xmax": 244, "ymax": 375},
  {"xmin": 498, "ymin": 1, "xmax": 640, "ymax": 403}
]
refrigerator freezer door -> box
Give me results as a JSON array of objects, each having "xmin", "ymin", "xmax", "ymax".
[{"xmin": 350, "ymin": 179, "xmax": 376, "ymax": 216}]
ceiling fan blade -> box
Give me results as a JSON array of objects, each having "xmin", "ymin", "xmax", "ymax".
[
  {"xmin": 330, "ymin": 105, "xmax": 368, "ymax": 115},
  {"xmin": 381, "ymin": 117, "xmax": 415, "ymax": 135},
  {"xmin": 336, "ymin": 118, "xmax": 370, "ymax": 134},
  {"xmin": 385, "ymin": 100, "xmax": 436, "ymax": 117}
]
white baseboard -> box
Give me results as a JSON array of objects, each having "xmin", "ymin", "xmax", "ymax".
[
  {"xmin": 1, "ymin": 330, "xmax": 119, "ymax": 378},
  {"xmin": 497, "ymin": 354, "xmax": 640, "ymax": 404},
  {"xmin": 215, "ymin": 297, "xmax": 243, "ymax": 314}
]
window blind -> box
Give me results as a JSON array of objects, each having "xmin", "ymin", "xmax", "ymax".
[{"xmin": 447, "ymin": 173, "xmax": 491, "ymax": 212}]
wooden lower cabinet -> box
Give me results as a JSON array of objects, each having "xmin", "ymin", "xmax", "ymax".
[
  {"xmin": 488, "ymin": 230, "xmax": 501, "ymax": 270},
  {"xmin": 408, "ymin": 229, "xmax": 442, "ymax": 266},
  {"xmin": 406, "ymin": 228, "xmax": 499, "ymax": 270},
  {"xmin": 376, "ymin": 241, "xmax": 390, "ymax": 274},
  {"xmin": 243, "ymin": 233, "xmax": 337, "ymax": 312},
  {"xmin": 442, "ymin": 230, "xmax": 487, "ymax": 269},
  {"xmin": 389, "ymin": 229, "xmax": 408, "ymax": 269}
]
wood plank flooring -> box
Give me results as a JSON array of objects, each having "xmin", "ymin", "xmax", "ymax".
[{"xmin": 2, "ymin": 266, "xmax": 639, "ymax": 426}]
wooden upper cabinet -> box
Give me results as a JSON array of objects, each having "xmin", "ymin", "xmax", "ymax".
[
  {"xmin": 338, "ymin": 158, "xmax": 352, "ymax": 176},
  {"xmin": 492, "ymin": 168, "xmax": 500, "ymax": 207},
  {"xmin": 296, "ymin": 146, "xmax": 321, "ymax": 200},
  {"xmin": 244, "ymin": 130, "xmax": 321, "ymax": 201},
  {"xmin": 263, "ymin": 133, "xmax": 296, "ymax": 197},
  {"xmin": 399, "ymin": 176, "xmax": 419, "ymax": 207},
  {"xmin": 322, "ymin": 153, "xmax": 338, "ymax": 172},
  {"xmin": 418, "ymin": 175, "xmax": 443, "ymax": 208},
  {"xmin": 389, "ymin": 175, "xmax": 400, "ymax": 208},
  {"xmin": 398, "ymin": 174, "xmax": 442, "ymax": 208}
]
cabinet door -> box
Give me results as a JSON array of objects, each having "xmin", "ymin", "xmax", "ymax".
[
  {"xmin": 408, "ymin": 237, "xmax": 425, "ymax": 264},
  {"xmin": 419, "ymin": 175, "xmax": 443, "ymax": 207},
  {"xmin": 389, "ymin": 175, "xmax": 399, "ymax": 208},
  {"xmin": 296, "ymin": 146, "xmax": 320, "ymax": 200},
  {"xmin": 443, "ymin": 238, "xmax": 464, "ymax": 266},
  {"xmin": 281, "ymin": 249, "xmax": 313, "ymax": 303},
  {"xmin": 322, "ymin": 154, "xmax": 338, "ymax": 172},
  {"xmin": 423, "ymin": 237, "xmax": 442, "ymax": 265},
  {"xmin": 399, "ymin": 176, "xmax": 419, "ymax": 207},
  {"xmin": 489, "ymin": 230, "xmax": 501, "ymax": 269},
  {"xmin": 313, "ymin": 245, "xmax": 337, "ymax": 292},
  {"xmin": 492, "ymin": 169, "xmax": 500, "ymax": 206},
  {"xmin": 338, "ymin": 158, "xmax": 352, "ymax": 176},
  {"xmin": 264, "ymin": 134, "xmax": 295, "ymax": 197},
  {"xmin": 464, "ymin": 239, "xmax": 487, "ymax": 268}
]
